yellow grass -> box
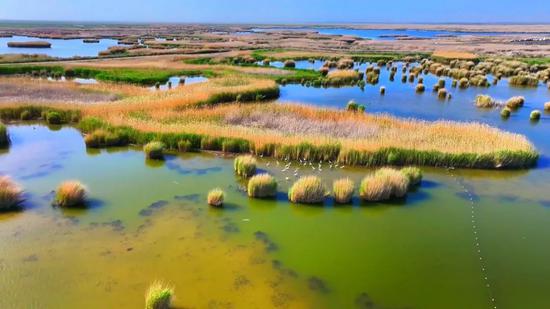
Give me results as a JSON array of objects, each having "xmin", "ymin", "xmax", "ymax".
[{"xmin": 433, "ymin": 50, "xmax": 478, "ymax": 60}]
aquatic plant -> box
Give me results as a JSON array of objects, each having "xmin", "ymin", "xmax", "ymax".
[
  {"xmin": 283, "ymin": 60, "xmax": 296, "ymax": 68},
  {"xmin": 437, "ymin": 78, "xmax": 446, "ymax": 88},
  {"xmin": 400, "ymin": 167, "xmax": 423, "ymax": 187},
  {"xmin": 451, "ymin": 79, "xmax": 457, "ymax": 87},
  {"xmin": 509, "ymin": 75, "xmax": 539, "ymax": 87},
  {"xmin": 501, "ymin": 107, "xmax": 512, "ymax": 119},
  {"xmin": 145, "ymin": 281, "xmax": 173, "ymax": 309},
  {"xmin": 380, "ymin": 86, "xmax": 386, "ymax": 95},
  {"xmin": 46, "ymin": 111, "xmax": 62, "ymax": 125},
  {"xmin": 54, "ymin": 181, "xmax": 87, "ymax": 208},
  {"xmin": 530, "ymin": 110, "xmax": 541, "ymax": 121},
  {"xmin": 177, "ymin": 140, "xmax": 193, "ymax": 152},
  {"xmin": 327, "ymin": 70, "xmax": 360, "ymax": 85},
  {"xmin": 545, "ymin": 102, "xmax": 550, "ymax": 111},
  {"xmin": 84, "ymin": 129, "xmax": 126, "ymax": 148},
  {"xmin": 288, "ymin": 176, "xmax": 326, "ymax": 204},
  {"xmin": 20, "ymin": 110, "xmax": 32, "ymax": 120},
  {"xmin": 332, "ymin": 178, "xmax": 354, "ymax": 204},
  {"xmin": 144, "ymin": 141, "xmax": 165, "ymax": 160},
  {"xmin": 505, "ymin": 96, "xmax": 525, "ymax": 109},
  {"xmin": 359, "ymin": 168, "xmax": 409, "ymax": 202},
  {"xmin": 247, "ymin": 174, "xmax": 277, "ymax": 198},
  {"xmin": 358, "ymin": 105, "xmax": 366, "ymax": 113},
  {"xmin": 207, "ymin": 188, "xmax": 225, "ymax": 207},
  {"xmin": 234, "ymin": 155, "xmax": 257, "ymax": 178},
  {"xmin": 475, "ymin": 95, "xmax": 496, "ymax": 108},
  {"xmin": 366, "ymin": 72, "xmax": 380, "ymax": 84},
  {"xmin": 0, "ymin": 122, "xmax": 8, "ymax": 148},
  {"xmin": 437, "ymin": 88, "xmax": 448, "ymax": 99},
  {"xmin": 346, "ymin": 100, "xmax": 359, "ymax": 112},
  {"xmin": 0, "ymin": 176, "xmax": 23, "ymax": 211},
  {"xmin": 415, "ymin": 84, "xmax": 425, "ymax": 93},
  {"xmin": 458, "ymin": 78, "xmax": 469, "ymax": 89}
]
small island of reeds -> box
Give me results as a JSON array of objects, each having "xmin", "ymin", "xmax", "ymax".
[{"xmin": 8, "ymin": 41, "xmax": 52, "ymax": 48}]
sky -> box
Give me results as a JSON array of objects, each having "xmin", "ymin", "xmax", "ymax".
[{"xmin": 0, "ymin": 0, "xmax": 549, "ymax": 24}]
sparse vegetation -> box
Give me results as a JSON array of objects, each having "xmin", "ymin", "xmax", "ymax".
[
  {"xmin": 288, "ymin": 176, "xmax": 326, "ymax": 204},
  {"xmin": 0, "ymin": 176, "xmax": 23, "ymax": 211},
  {"xmin": 234, "ymin": 155, "xmax": 257, "ymax": 177},
  {"xmin": 54, "ymin": 181, "xmax": 87, "ymax": 208},
  {"xmin": 207, "ymin": 188, "xmax": 225, "ymax": 207},
  {"xmin": 332, "ymin": 178, "xmax": 354, "ymax": 204},
  {"xmin": 247, "ymin": 174, "xmax": 277, "ymax": 198},
  {"xmin": 145, "ymin": 281, "xmax": 173, "ymax": 309}
]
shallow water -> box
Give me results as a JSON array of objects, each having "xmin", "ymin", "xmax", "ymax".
[
  {"xmin": 1, "ymin": 116, "xmax": 550, "ymax": 308},
  {"xmin": 0, "ymin": 35, "xmax": 123, "ymax": 58},
  {"xmin": 148, "ymin": 75, "xmax": 208, "ymax": 91},
  {"xmin": 252, "ymin": 27, "xmax": 550, "ymax": 40}
]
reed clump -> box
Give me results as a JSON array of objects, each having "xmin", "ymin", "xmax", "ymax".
[
  {"xmin": 501, "ymin": 107, "xmax": 512, "ymax": 118},
  {"xmin": 0, "ymin": 122, "xmax": 8, "ymax": 148},
  {"xmin": 288, "ymin": 176, "xmax": 326, "ymax": 204},
  {"xmin": 437, "ymin": 88, "xmax": 448, "ymax": 99},
  {"xmin": 46, "ymin": 111, "xmax": 62, "ymax": 125},
  {"xmin": 284, "ymin": 60, "xmax": 296, "ymax": 68},
  {"xmin": 234, "ymin": 155, "xmax": 257, "ymax": 177},
  {"xmin": 145, "ymin": 281, "xmax": 173, "ymax": 309},
  {"xmin": 400, "ymin": 167, "xmax": 423, "ymax": 187},
  {"xmin": 544, "ymin": 102, "xmax": 550, "ymax": 111},
  {"xmin": 530, "ymin": 110, "xmax": 541, "ymax": 121},
  {"xmin": 54, "ymin": 181, "xmax": 87, "ymax": 208},
  {"xmin": 475, "ymin": 95, "xmax": 496, "ymax": 108},
  {"xmin": 505, "ymin": 96, "xmax": 525, "ymax": 109},
  {"xmin": 144, "ymin": 141, "xmax": 165, "ymax": 160},
  {"xmin": 327, "ymin": 70, "xmax": 360, "ymax": 86},
  {"xmin": 332, "ymin": 178, "xmax": 354, "ymax": 204},
  {"xmin": 509, "ymin": 75, "xmax": 539, "ymax": 87},
  {"xmin": 346, "ymin": 100, "xmax": 359, "ymax": 112},
  {"xmin": 207, "ymin": 188, "xmax": 224, "ymax": 207},
  {"xmin": 0, "ymin": 176, "xmax": 23, "ymax": 211},
  {"xmin": 247, "ymin": 174, "xmax": 277, "ymax": 198},
  {"xmin": 359, "ymin": 168, "xmax": 409, "ymax": 202},
  {"xmin": 415, "ymin": 84, "xmax": 425, "ymax": 93}
]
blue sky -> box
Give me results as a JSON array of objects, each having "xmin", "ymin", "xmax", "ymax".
[{"xmin": 0, "ymin": 0, "xmax": 549, "ymax": 23}]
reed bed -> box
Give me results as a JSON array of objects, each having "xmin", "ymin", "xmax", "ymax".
[
  {"xmin": 55, "ymin": 181, "xmax": 87, "ymax": 208},
  {"xmin": 247, "ymin": 174, "xmax": 277, "ymax": 198},
  {"xmin": 288, "ymin": 176, "xmax": 326, "ymax": 204},
  {"xmin": 145, "ymin": 281, "xmax": 173, "ymax": 309},
  {"xmin": 0, "ymin": 176, "xmax": 23, "ymax": 211}
]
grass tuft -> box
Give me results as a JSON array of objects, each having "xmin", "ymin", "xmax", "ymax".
[
  {"xmin": 505, "ymin": 96, "xmax": 525, "ymax": 109},
  {"xmin": 144, "ymin": 142, "xmax": 165, "ymax": 160},
  {"xmin": 247, "ymin": 174, "xmax": 277, "ymax": 198},
  {"xmin": 145, "ymin": 281, "xmax": 173, "ymax": 309},
  {"xmin": 475, "ymin": 95, "xmax": 496, "ymax": 108},
  {"xmin": 234, "ymin": 155, "xmax": 257, "ymax": 177},
  {"xmin": 400, "ymin": 167, "xmax": 423, "ymax": 187},
  {"xmin": 359, "ymin": 168, "xmax": 409, "ymax": 202},
  {"xmin": 0, "ymin": 122, "xmax": 8, "ymax": 148},
  {"xmin": 288, "ymin": 176, "xmax": 326, "ymax": 204},
  {"xmin": 55, "ymin": 181, "xmax": 87, "ymax": 208},
  {"xmin": 0, "ymin": 176, "xmax": 23, "ymax": 211},
  {"xmin": 530, "ymin": 110, "xmax": 541, "ymax": 121},
  {"xmin": 332, "ymin": 178, "xmax": 354, "ymax": 204},
  {"xmin": 207, "ymin": 188, "xmax": 225, "ymax": 207},
  {"xmin": 501, "ymin": 107, "xmax": 512, "ymax": 118}
]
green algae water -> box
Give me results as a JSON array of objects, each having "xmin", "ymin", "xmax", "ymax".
[{"xmin": 1, "ymin": 122, "xmax": 549, "ymax": 308}]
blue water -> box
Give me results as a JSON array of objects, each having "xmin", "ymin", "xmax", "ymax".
[
  {"xmin": 277, "ymin": 61, "xmax": 550, "ymax": 157},
  {"xmin": 0, "ymin": 36, "xmax": 123, "ymax": 58},
  {"xmin": 252, "ymin": 27, "xmax": 546, "ymax": 40}
]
